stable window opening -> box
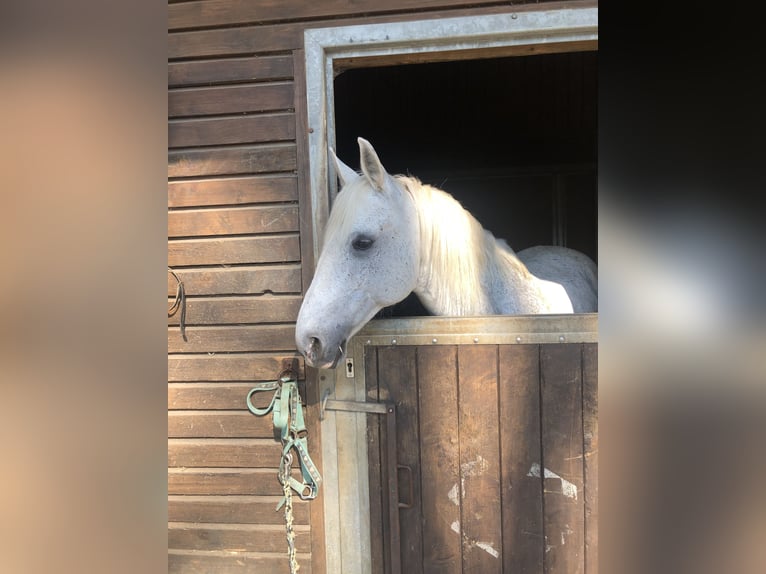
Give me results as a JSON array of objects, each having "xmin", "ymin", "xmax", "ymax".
[{"xmin": 333, "ymin": 51, "xmax": 597, "ymax": 317}]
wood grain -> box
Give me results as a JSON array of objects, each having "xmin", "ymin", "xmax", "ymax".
[
  {"xmin": 167, "ymin": 324, "xmax": 296, "ymax": 353},
  {"xmin": 168, "ymin": 55, "xmax": 293, "ymax": 87},
  {"xmin": 167, "ymin": 353, "xmax": 304, "ymax": 382},
  {"xmin": 168, "ymin": 411, "xmax": 275, "ymax": 439},
  {"xmin": 169, "ymin": 113, "xmax": 295, "ymax": 148},
  {"xmin": 168, "ymin": 205, "xmax": 299, "ymax": 237},
  {"xmin": 417, "ymin": 345, "xmax": 462, "ymax": 574},
  {"xmin": 167, "ymin": 235, "xmax": 300, "ymax": 266},
  {"xmin": 457, "ymin": 345, "xmax": 502, "ymax": 572},
  {"xmin": 365, "ymin": 347, "xmax": 386, "ymax": 574},
  {"xmin": 168, "ymin": 468, "xmax": 283, "ymax": 495},
  {"xmin": 582, "ymin": 343, "xmax": 598, "ymax": 574},
  {"xmin": 169, "ymin": 523, "xmax": 311, "ymax": 553},
  {"xmin": 499, "ymin": 345, "xmax": 544, "ymax": 574},
  {"xmin": 169, "ymin": 22, "xmax": 303, "ymax": 59},
  {"xmin": 167, "ymin": 295, "xmax": 302, "ymax": 326},
  {"xmin": 378, "ymin": 346, "xmax": 423, "ymax": 571},
  {"xmin": 293, "ymin": 47, "xmax": 316, "ymax": 292},
  {"xmin": 540, "ymin": 344, "xmax": 584, "ymax": 574},
  {"xmin": 166, "ymin": 265, "xmax": 302, "ymax": 296},
  {"xmin": 168, "ymin": 494, "xmax": 310, "ymax": 525},
  {"xmin": 168, "ymin": 0, "xmax": 516, "ymax": 30},
  {"xmin": 168, "ymin": 550, "xmax": 312, "ymax": 574},
  {"xmin": 169, "ymin": 83, "xmax": 293, "ymax": 117},
  {"xmin": 168, "ymin": 438, "xmax": 282, "ymax": 467},
  {"xmin": 168, "ymin": 143, "xmax": 296, "ymax": 178},
  {"xmin": 168, "ymin": 175, "xmax": 297, "ymax": 208},
  {"xmin": 169, "ymin": 383, "xmax": 267, "ymax": 410},
  {"xmin": 168, "ymin": 2, "xmax": 587, "ymax": 59}
]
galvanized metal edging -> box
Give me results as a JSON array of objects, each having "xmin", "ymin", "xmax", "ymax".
[{"xmin": 354, "ymin": 313, "xmax": 598, "ymax": 348}]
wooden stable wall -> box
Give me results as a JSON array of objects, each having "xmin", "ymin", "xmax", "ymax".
[{"xmin": 167, "ymin": 1, "xmax": 586, "ymax": 573}]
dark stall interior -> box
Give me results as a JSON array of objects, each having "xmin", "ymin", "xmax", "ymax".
[{"xmin": 333, "ymin": 50, "xmax": 597, "ymax": 316}]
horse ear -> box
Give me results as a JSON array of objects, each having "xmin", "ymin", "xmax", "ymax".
[
  {"xmin": 358, "ymin": 137, "xmax": 387, "ymax": 191},
  {"xmin": 329, "ymin": 147, "xmax": 358, "ymax": 186}
]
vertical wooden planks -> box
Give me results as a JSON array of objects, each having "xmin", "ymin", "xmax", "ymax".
[
  {"xmin": 365, "ymin": 347, "xmax": 386, "ymax": 574},
  {"xmin": 540, "ymin": 344, "xmax": 585, "ymax": 574},
  {"xmin": 366, "ymin": 338, "xmax": 596, "ymax": 574},
  {"xmin": 293, "ymin": 47, "xmax": 326, "ymax": 574},
  {"xmin": 498, "ymin": 344, "xmax": 545, "ymax": 573},
  {"xmin": 377, "ymin": 346, "xmax": 423, "ymax": 572},
  {"xmin": 417, "ymin": 346, "xmax": 461, "ymax": 574},
  {"xmin": 457, "ymin": 346, "xmax": 503, "ymax": 572},
  {"xmin": 582, "ymin": 343, "xmax": 598, "ymax": 574}
]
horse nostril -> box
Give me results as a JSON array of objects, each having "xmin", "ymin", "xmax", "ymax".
[{"xmin": 308, "ymin": 337, "xmax": 322, "ymax": 357}]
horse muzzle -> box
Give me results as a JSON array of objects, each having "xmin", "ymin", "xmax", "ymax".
[{"xmin": 302, "ymin": 336, "xmax": 347, "ymax": 369}]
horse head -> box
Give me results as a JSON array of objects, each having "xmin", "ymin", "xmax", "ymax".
[{"xmin": 295, "ymin": 138, "xmax": 420, "ymax": 368}]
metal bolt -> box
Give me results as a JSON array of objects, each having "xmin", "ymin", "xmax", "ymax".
[
  {"xmin": 432, "ymin": 338, "xmax": 438, "ymax": 344},
  {"xmin": 473, "ymin": 337, "xmax": 479, "ymax": 343},
  {"xmin": 559, "ymin": 335, "xmax": 566, "ymax": 342},
  {"xmin": 511, "ymin": 13, "xmax": 518, "ymax": 19},
  {"xmin": 366, "ymin": 339, "xmax": 371, "ymax": 345},
  {"xmin": 391, "ymin": 338, "xmax": 397, "ymax": 345},
  {"xmin": 516, "ymin": 336, "xmax": 522, "ymax": 343}
]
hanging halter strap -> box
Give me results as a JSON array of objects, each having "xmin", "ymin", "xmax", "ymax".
[{"xmin": 246, "ymin": 374, "xmax": 322, "ymax": 508}]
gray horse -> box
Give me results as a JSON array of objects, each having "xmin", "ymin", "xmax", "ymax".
[{"xmin": 296, "ymin": 138, "xmax": 597, "ymax": 368}]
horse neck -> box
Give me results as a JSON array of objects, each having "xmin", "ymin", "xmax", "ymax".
[{"xmin": 403, "ymin": 177, "xmax": 532, "ymax": 315}]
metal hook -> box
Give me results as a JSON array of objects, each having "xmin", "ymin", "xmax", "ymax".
[{"xmin": 319, "ymin": 388, "xmax": 332, "ymax": 421}]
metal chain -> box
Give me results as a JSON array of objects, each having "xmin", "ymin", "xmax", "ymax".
[{"xmin": 280, "ymin": 452, "xmax": 300, "ymax": 573}]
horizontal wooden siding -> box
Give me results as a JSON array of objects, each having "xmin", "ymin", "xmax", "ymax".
[{"xmin": 168, "ymin": 1, "xmax": 573, "ymax": 573}]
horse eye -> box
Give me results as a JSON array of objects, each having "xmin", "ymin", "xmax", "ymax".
[{"xmin": 351, "ymin": 236, "xmax": 375, "ymax": 251}]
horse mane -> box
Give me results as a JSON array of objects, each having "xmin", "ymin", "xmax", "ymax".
[
  {"xmin": 323, "ymin": 172, "xmax": 536, "ymax": 315},
  {"xmin": 398, "ymin": 176, "xmax": 531, "ymax": 315}
]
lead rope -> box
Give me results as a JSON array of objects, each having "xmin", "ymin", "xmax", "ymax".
[
  {"xmin": 247, "ymin": 373, "xmax": 321, "ymax": 574},
  {"xmin": 280, "ymin": 452, "xmax": 299, "ymax": 573}
]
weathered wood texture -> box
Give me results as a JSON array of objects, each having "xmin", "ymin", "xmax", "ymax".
[
  {"xmin": 168, "ymin": 2, "xmax": 585, "ymax": 59},
  {"xmin": 417, "ymin": 346, "xmax": 461, "ymax": 574},
  {"xmin": 168, "ymin": 0, "xmax": 528, "ymax": 30},
  {"xmin": 541, "ymin": 344, "xmax": 585, "ymax": 574},
  {"xmin": 499, "ymin": 345, "xmax": 544, "ymax": 574},
  {"xmin": 168, "ymin": 235, "xmax": 300, "ymax": 266},
  {"xmin": 168, "ymin": 55, "xmax": 294, "ymax": 88},
  {"xmin": 169, "ymin": 113, "xmax": 295, "ymax": 148},
  {"xmin": 168, "ymin": 143, "xmax": 297, "ymax": 177},
  {"xmin": 582, "ymin": 344, "xmax": 598, "ymax": 574},
  {"xmin": 168, "ymin": 205, "xmax": 299, "ymax": 237},
  {"xmin": 365, "ymin": 347, "xmax": 387, "ymax": 574},
  {"xmin": 366, "ymin": 343, "xmax": 597, "ymax": 574},
  {"xmin": 168, "ymin": 354, "xmax": 304, "ymax": 382},
  {"xmin": 167, "ymin": 295, "xmax": 301, "ymax": 326},
  {"xmin": 169, "ymin": 83, "xmax": 294, "ymax": 117},
  {"xmin": 169, "ymin": 523, "xmax": 311, "ymax": 553},
  {"xmin": 168, "ymin": 495, "xmax": 310, "ymax": 525},
  {"xmin": 168, "ymin": 176, "xmax": 297, "ymax": 208},
  {"xmin": 168, "ymin": 2, "xmax": 584, "ymax": 572},
  {"xmin": 168, "ymin": 550, "xmax": 312, "ymax": 574},
  {"xmin": 166, "ymin": 265, "xmax": 301, "ymax": 296}
]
